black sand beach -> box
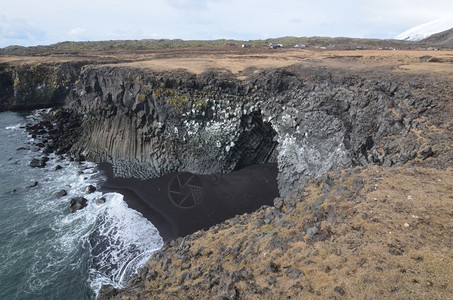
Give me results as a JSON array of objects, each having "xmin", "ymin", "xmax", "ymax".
[{"xmin": 99, "ymin": 163, "xmax": 279, "ymax": 240}]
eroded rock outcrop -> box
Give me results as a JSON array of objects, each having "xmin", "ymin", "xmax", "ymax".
[
  {"xmin": 64, "ymin": 66, "xmax": 450, "ymax": 196},
  {"xmin": 0, "ymin": 62, "xmax": 83, "ymax": 111},
  {"xmin": 2, "ymin": 61, "xmax": 451, "ymax": 197}
]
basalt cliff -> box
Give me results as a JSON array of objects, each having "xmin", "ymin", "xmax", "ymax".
[
  {"xmin": 1, "ymin": 48, "xmax": 452, "ymax": 298},
  {"xmin": 63, "ymin": 64, "xmax": 452, "ymax": 198},
  {"xmin": 2, "ymin": 57, "xmax": 451, "ymax": 196}
]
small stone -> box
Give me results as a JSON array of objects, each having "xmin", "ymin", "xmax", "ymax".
[
  {"xmin": 334, "ymin": 286, "xmax": 345, "ymax": 296},
  {"xmin": 54, "ymin": 165, "xmax": 63, "ymax": 171},
  {"xmin": 352, "ymin": 177, "xmax": 364, "ymax": 193},
  {"xmin": 267, "ymin": 277, "xmax": 277, "ymax": 285},
  {"xmin": 273, "ymin": 197, "xmax": 284, "ymax": 209},
  {"xmin": 286, "ymin": 267, "xmax": 304, "ymax": 279},
  {"xmin": 388, "ymin": 286, "xmax": 397, "ymax": 292},
  {"xmin": 307, "ymin": 226, "xmax": 318, "ymax": 238},
  {"xmin": 266, "ymin": 262, "xmax": 280, "ymax": 273},
  {"xmin": 404, "ymin": 223, "xmax": 410, "ymax": 227},
  {"xmin": 418, "ymin": 146, "xmax": 433, "ymax": 160},
  {"xmin": 28, "ymin": 181, "xmax": 38, "ymax": 188},
  {"xmin": 162, "ymin": 258, "xmax": 171, "ymax": 272},
  {"xmin": 96, "ymin": 197, "xmax": 106, "ymax": 204}
]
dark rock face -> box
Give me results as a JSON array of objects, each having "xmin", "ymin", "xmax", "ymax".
[
  {"xmin": 0, "ymin": 62, "xmax": 83, "ymax": 112},
  {"xmin": 68, "ymin": 197, "xmax": 88, "ymax": 212},
  {"xmin": 5, "ymin": 63, "xmax": 452, "ymax": 197},
  {"xmin": 62, "ymin": 66, "xmax": 449, "ymax": 196},
  {"xmin": 0, "ymin": 64, "xmax": 14, "ymax": 111}
]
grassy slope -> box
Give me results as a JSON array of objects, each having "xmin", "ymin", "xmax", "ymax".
[
  {"xmin": 0, "ymin": 36, "xmax": 412, "ymax": 56},
  {"xmin": 103, "ymin": 165, "xmax": 453, "ymax": 299}
]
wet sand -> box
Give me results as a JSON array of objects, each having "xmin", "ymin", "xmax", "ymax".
[{"xmin": 98, "ymin": 163, "xmax": 279, "ymax": 241}]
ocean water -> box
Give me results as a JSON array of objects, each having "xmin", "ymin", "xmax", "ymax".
[{"xmin": 0, "ymin": 111, "xmax": 163, "ymax": 300}]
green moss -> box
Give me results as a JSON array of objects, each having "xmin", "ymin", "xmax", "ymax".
[
  {"xmin": 152, "ymin": 88, "xmax": 208, "ymax": 114},
  {"xmin": 137, "ymin": 94, "xmax": 146, "ymax": 102},
  {"xmin": 261, "ymin": 224, "xmax": 276, "ymax": 233},
  {"xmin": 13, "ymin": 77, "xmax": 21, "ymax": 88}
]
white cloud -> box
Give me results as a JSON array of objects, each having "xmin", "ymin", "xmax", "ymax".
[
  {"xmin": 166, "ymin": 0, "xmax": 217, "ymax": 9},
  {"xmin": 68, "ymin": 28, "xmax": 87, "ymax": 40},
  {"xmin": 1, "ymin": 0, "xmax": 453, "ymax": 47},
  {"xmin": 0, "ymin": 15, "xmax": 46, "ymax": 47}
]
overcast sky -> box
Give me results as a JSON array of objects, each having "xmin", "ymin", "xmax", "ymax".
[{"xmin": 1, "ymin": 0, "xmax": 453, "ymax": 47}]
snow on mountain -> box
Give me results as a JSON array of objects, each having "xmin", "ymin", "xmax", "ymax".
[{"xmin": 395, "ymin": 16, "xmax": 453, "ymax": 41}]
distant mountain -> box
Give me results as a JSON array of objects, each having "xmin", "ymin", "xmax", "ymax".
[
  {"xmin": 396, "ymin": 16, "xmax": 453, "ymax": 41},
  {"xmin": 419, "ymin": 27, "xmax": 453, "ymax": 48}
]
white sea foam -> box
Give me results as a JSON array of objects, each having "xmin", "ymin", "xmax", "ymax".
[
  {"xmin": 15, "ymin": 114, "xmax": 163, "ymax": 297},
  {"xmin": 87, "ymin": 192, "xmax": 163, "ymax": 293},
  {"xmin": 47, "ymin": 164, "xmax": 164, "ymax": 295},
  {"xmin": 5, "ymin": 123, "xmax": 22, "ymax": 130}
]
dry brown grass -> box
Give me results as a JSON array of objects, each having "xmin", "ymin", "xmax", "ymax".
[
  {"xmin": 112, "ymin": 166, "xmax": 452, "ymax": 299},
  {"xmin": 2, "ymin": 48, "xmax": 453, "ymax": 78}
]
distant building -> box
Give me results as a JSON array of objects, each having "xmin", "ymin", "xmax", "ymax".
[
  {"xmin": 241, "ymin": 43, "xmax": 251, "ymax": 48},
  {"xmin": 269, "ymin": 43, "xmax": 283, "ymax": 49},
  {"xmin": 294, "ymin": 44, "xmax": 306, "ymax": 48}
]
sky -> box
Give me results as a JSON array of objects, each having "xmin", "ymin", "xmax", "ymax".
[{"xmin": 1, "ymin": 0, "xmax": 453, "ymax": 47}]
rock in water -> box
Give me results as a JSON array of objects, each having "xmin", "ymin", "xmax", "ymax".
[
  {"xmin": 28, "ymin": 181, "xmax": 38, "ymax": 188},
  {"xmin": 29, "ymin": 158, "xmax": 46, "ymax": 168},
  {"xmin": 85, "ymin": 185, "xmax": 96, "ymax": 194},
  {"xmin": 96, "ymin": 197, "xmax": 106, "ymax": 204},
  {"xmin": 53, "ymin": 189, "xmax": 68, "ymax": 198},
  {"xmin": 68, "ymin": 197, "xmax": 88, "ymax": 212}
]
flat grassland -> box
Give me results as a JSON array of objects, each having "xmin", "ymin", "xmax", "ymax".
[{"xmin": 2, "ymin": 47, "xmax": 453, "ymax": 78}]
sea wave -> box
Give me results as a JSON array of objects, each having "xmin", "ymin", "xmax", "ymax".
[{"xmin": 0, "ymin": 110, "xmax": 163, "ymax": 299}]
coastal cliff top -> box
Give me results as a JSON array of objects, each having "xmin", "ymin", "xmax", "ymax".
[
  {"xmin": 1, "ymin": 47, "xmax": 453, "ymax": 78},
  {"xmin": 100, "ymin": 166, "xmax": 453, "ymax": 299}
]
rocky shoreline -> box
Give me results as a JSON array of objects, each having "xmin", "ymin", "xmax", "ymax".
[{"xmin": 1, "ymin": 50, "xmax": 453, "ymax": 298}]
